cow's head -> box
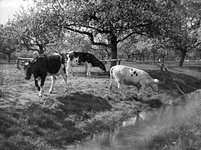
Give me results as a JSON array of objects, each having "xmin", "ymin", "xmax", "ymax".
[
  {"xmin": 16, "ymin": 57, "xmax": 34, "ymax": 80},
  {"xmin": 23, "ymin": 61, "xmax": 33, "ymax": 80},
  {"xmin": 99, "ymin": 62, "xmax": 106, "ymax": 72},
  {"xmin": 150, "ymin": 79, "xmax": 159, "ymax": 92}
]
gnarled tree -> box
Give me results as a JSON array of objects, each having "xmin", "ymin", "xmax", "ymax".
[{"xmin": 37, "ymin": 0, "xmax": 170, "ymax": 67}]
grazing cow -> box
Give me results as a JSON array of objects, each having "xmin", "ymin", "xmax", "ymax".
[
  {"xmin": 109, "ymin": 65, "xmax": 159, "ymax": 96},
  {"xmin": 66, "ymin": 51, "xmax": 106, "ymax": 76},
  {"xmin": 16, "ymin": 53, "xmax": 67, "ymax": 97}
]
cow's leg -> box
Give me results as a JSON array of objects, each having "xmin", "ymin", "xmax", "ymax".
[
  {"xmin": 34, "ymin": 78, "xmax": 40, "ymax": 91},
  {"xmin": 60, "ymin": 68, "xmax": 68, "ymax": 92},
  {"xmin": 66, "ymin": 61, "xmax": 71, "ymax": 77},
  {"xmin": 109, "ymin": 74, "xmax": 113, "ymax": 90},
  {"xmin": 119, "ymin": 84, "xmax": 126, "ymax": 99},
  {"xmin": 39, "ymin": 76, "xmax": 46, "ymax": 97},
  {"xmin": 115, "ymin": 79, "xmax": 126, "ymax": 98},
  {"xmin": 86, "ymin": 63, "xmax": 91, "ymax": 77},
  {"xmin": 49, "ymin": 76, "xmax": 56, "ymax": 93},
  {"xmin": 70, "ymin": 66, "xmax": 74, "ymax": 76},
  {"xmin": 138, "ymin": 80, "xmax": 145, "ymax": 96},
  {"xmin": 84, "ymin": 64, "xmax": 88, "ymax": 76}
]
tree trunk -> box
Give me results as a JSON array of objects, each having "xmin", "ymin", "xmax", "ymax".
[
  {"xmin": 153, "ymin": 52, "xmax": 156, "ymax": 64},
  {"xmin": 179, "ymin": 49, "xmax": 187, "ymax": 67},
  {"xmin": 7, "ymin": 54, "xmax": 11, "ymax": 63},
  {"xmin": 110, "ymin": 35, "xmax": 118, "ymax": 68},
  {"xmin": 38, "ymin": 45, "xmax": 45, "ymax": 54},
  {"xmin": 199, "ymin": 51, "xmax": 201, "ymax": 60},
  {"xmin": 142, "ymin": 54, "xmax": 145, "ymax": 62},
  {"xmin": 139, "ymin": 54, "xmax": 142, "ymax": 61},
  {"xmin": 162, "ymin": 55, "xmax": 165, "ymax": 63}
]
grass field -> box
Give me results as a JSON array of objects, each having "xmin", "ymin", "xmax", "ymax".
[{"xmin": 0, "ymin": 61, "xmax": 201, "ymax": 149}]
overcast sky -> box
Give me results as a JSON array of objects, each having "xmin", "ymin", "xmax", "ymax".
[{"xmin": 0, "ymin": 0, "xmax": 32, "ymax": 24}]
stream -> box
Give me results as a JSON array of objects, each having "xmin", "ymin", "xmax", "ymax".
[{"xmin": 66, "ymin": 89, "xmax": 201, "ymax": 150}]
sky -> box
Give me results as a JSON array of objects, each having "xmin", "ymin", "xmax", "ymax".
[{"xmin": 0, "ymin": 0, "xmax": 32, "ymax": 24}]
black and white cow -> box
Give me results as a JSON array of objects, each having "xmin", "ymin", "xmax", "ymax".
[
  {"xmin": 17, "ymin": 53, "xmax": 67, "ymax": 97},
  {"xmin": 66, "ymin": 51, "xmax": 106, "ymax": 76}
]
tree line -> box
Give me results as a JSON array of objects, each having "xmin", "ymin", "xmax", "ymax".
[{"xmin": 0, "ymin": 0, "xmax": 201, "ymax": 67}]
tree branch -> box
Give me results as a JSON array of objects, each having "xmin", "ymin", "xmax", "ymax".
[
  {"xmin": 64, "ymin": 26, "xmax": 109, "ymax": 47},
  {"xmin": 117, "ymin": 31, "xmax": 147, "ymax": 43},
  {"xmin": 20, "ymin": 39, "xmax": 39, "ymax": 51},
  {"xmin": 80, "ymin": 25, "xmax": 110, "ymax": 34}
]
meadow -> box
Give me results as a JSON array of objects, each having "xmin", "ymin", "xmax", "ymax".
[{"xmin": 0, "ymin": 60, "xmax": 201, "ymax": 150}]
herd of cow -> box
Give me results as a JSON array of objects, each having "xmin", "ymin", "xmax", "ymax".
[{"xmin": 16, "ymin": 52, "xmax": 160, "ymax": 98}]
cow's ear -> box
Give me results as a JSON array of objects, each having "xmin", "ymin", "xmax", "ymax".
[
  {"xmin": 69, "ymin": 52, "xmax": 74, "ymax": 57},
  {"xmin": 24, "ymin": 61, "xmax": 30, "ymax": 66},
  {"xmin": 31, "ymin": 58, "xmax": 37, "ymax": 63}
]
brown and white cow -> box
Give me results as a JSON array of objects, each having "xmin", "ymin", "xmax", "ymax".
[
  {"xmin": 66, "ymin": 51, "xmax": 106, "ymax": 76},
  {"xmin": 109, "ymin": 65, "xmax": 159, "ymax": 96},
  {"xmin": 17, "ymin": 53, "xmax": 68, "ymax": 97}
]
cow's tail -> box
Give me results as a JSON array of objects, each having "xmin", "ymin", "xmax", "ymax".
[{"xmin": 109, "ymin": 66, "xmax": 115, "ymax": 90}]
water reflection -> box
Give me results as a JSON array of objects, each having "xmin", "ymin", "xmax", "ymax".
[{"xmin": 67, "ymin": 89, "xmax": 201, "ymax": 150}]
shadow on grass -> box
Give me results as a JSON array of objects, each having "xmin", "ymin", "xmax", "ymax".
[
  {"xmin": 0, "ymin": 92, "xmax": 112, "ymax": 149},
  {"xmin": 183, "ymin": 65, "xmax": 201, "ymax": 72},
  {"xmin": 135, "ymin": 98, "xmax": 163, "ymax": 109},
  {"xmin": 56, "ymin": 92, "xmax": 112, "ymax": 116},
  {"xmin": 146, "ymin": 70, "xmax": 201, "ymax": 97}
]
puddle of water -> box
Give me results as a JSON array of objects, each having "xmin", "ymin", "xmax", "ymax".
[{"xmin": 66, "ymin": 89, "xmax": 201, "ymax": 150}]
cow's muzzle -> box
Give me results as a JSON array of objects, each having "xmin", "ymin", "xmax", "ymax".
[{"xmin": 25, "ymin": 76, "xmax": 31, "ymax": 80}]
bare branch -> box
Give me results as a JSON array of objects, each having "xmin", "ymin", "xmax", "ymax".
[
  {"xmin": 117, "ymin": 31, "xmax": 147, "ymax": 43},
  {"xmin": 64, "ymin": 26, "xmax": 109, "ymax": 47}
]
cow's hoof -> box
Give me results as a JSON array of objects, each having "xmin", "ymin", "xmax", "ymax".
[{"xmin": 49, "ymin": 91, "xmax": 53, "ymax": 94}]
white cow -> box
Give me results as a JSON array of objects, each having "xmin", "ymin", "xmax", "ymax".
[{"xmin": 109, "ymin": 65, "xmax": 159, "ymax": 96}]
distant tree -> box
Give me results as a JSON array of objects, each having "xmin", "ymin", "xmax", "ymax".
[
  {"xmin": 0, "ymin": 24, "xmax": 19, "ymax": 63},
  {"xmin": 12, "ymin": 5, "xmax": 60, "ymax": 54},
  {"xmin": 158, "ymin": 48, "xmax": 169, "ymax": 63},
  {"xmin": 160, "ymin": 0, "xmax": 201, "ymax": 66},
  {"xmin": 135, "ymin": 37, "xmax": 153, "ymax": 62},
  {"xmin": 118, "ymin": 37, "xmax": 137, "ymax": 60}
]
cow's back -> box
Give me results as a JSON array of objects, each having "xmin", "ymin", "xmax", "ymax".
[
  {"xmin": 113, "ymin": 65, "xmax": 145, "ymax": 85},
  {"xmin": 77, "ymin": 52, "xmax": 101, "ymax": 67},
  {"xmin": 46, "ymin": 54, "xmax": 62, "ymax": 74},
  {"xmin": 32, "ymin": 55, "xmax": 47, "ymax": 77}
]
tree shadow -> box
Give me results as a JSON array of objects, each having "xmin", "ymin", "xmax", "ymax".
[
  {"xmin": 125, "ymin": 95, "xmax": 163, "ymax": 109},
  {"xmin": 0, "ymin": 91, "xmax": 112, "ymax": 149},
  {"xmin": 142, "ymin": 99, "xmax": 163, "ymax": 109},
  {"xmin": 56, "ymin": 92, "xmax": 112, "ymax": 116}
]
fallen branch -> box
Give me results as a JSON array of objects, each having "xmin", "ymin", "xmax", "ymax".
[{"xmin": 160, "ymin": 64, "xmax": 185, "ymax": 95}]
